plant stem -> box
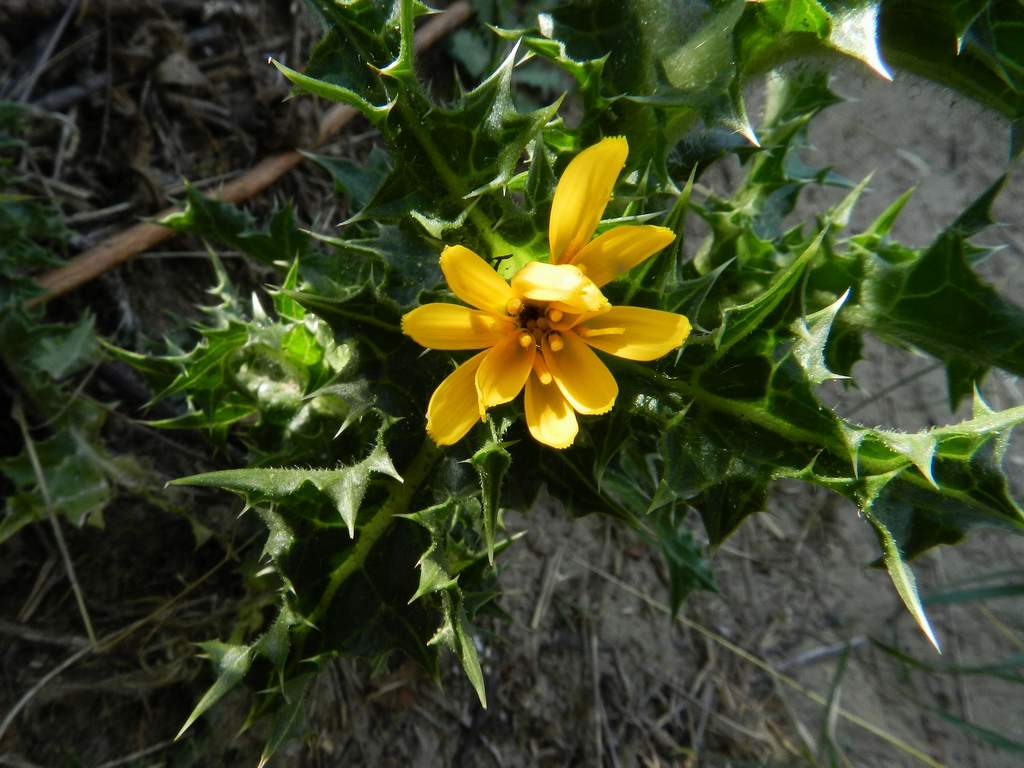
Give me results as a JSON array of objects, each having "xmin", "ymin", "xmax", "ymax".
[{"xmin": 308, "ymin": 437, "xmax": 441, "ymax": 628}]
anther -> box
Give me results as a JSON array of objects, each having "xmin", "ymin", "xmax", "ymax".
[
  {"xmin": 547, "ymin": 308, "xmax": 564, "ymax": 323},
  {"xmin": 505, "ymin": 297, "xmax": 523, "ymax": 315},
  {"xmin": 548, "ymin": 333, "xmax": 564, "ymax": 352},
  {"xmin": 532, "ymin": 355, "xmax": 553, "ymax": 385},
  {"xmin": 518, "ymin": 332, "xmax": 533, "ymax": 349}
]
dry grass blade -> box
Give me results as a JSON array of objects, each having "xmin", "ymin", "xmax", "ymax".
[
  {"xmin": 12, "ymin": 402, "xmax": 97, "ymax": 648},
  {"xmin": 0, "ymin": 643, "xmax": 92, "ymax": 743},
  {"xmin": 0, "ymin": 531, "xmax": 259, "ymax": 743}
]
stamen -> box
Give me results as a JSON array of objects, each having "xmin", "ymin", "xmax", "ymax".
[
  {"xmin": 517, "ymin": 332, "xmax": 533, "ymax": 349},
  {"xmin": 548, "ymin": 333, "xmax": 564, "ymax": 352},
  {"xmin": 505, "ymin": 297, "xmax": 523, "ymax": 316},
  {"xmin": 532, "ymin": 355, "xmax": 553, "ymax": 385},
  {"xmin": 547, "ymin": 308, "xmax": 564, "ymax": 323}
]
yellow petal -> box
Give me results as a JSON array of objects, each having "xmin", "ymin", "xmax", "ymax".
[
  {"xmin": 510, "ymin": 262, "xmax": 609, "ymax": 315},
  {"xmin": 476, "ymin": 333, "xmax": 535, "ymax": 413},
  {"xmin": 549, "ymin": 136, "xmax": 628, "ymax": 264},
  {"xmin": 525, "ymin": 372, "xmax": 578, "ymax": 449},
  {"xmin": 577, "ymin": 306, "xmax": 691, "ymax": 361},
  {"xmin": 402, "ymin": 304, "xmax": 514, "ymax": 349},
  {"xmin": 543, "ymin": 330, "xmax": 618, "ymax": 415},
  {"xmin": 439, "ymin": 244, "xmax": 516, "ymax": 316},
  {"xmin": 572, "ymin": 225, "xmax": 676, "ymax": 286},
  {"xmin": 426, "ymin": 351, "xmax": 488, "ymax": 445}
]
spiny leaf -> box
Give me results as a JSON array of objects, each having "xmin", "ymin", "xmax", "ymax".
[
  {"xmin": 852, "ymin": 173, "xmax": 1024, "ymax": 408},
  {"xmin": 176, "ymin": 642, "xmax": 254, "ymax": 739},
  {"xmin": 402, "ymin": 499, "xmax": 460, "ymax": 603},
  {"xmin": 471, "ymin": 440, "xmax": 511, "ymax": 565},
  {"xmin": 876, "ymin": 432, "xmax": 938, "ymax": 489},
  {"xmin": 866, "ymin": 508, "xmax": 939, "ymax": 652},
  {"xmin": 170, "ymin": 437, "xmax": 402, "ymax": 537},
  {"xmin": 429, "ymin": 591, "xmax": 486, "ymax": 708},
  {"xmin": 850, "ymin": 186, "xmax": 914, "ymax": 249},
  {"xmin": 301, "ymin": 145, "xmax": 393, "ymax": 215},
  {"xmin": 452, "ymin": 594, "xmax": 487, "ymax": 708},
  {"xmin": 273, "ymin": 258, "xmax": 306, "ymax": 322},
  {"xmin": 829, "ymin": 173, "xmax": 873, "ymax": 230},
  {"xmin": 829, "ymin": 3, "xmax": 892, "ymax": 81},
  {"xmin": 714, "ymin": 229, "xmax": 825, "ymax": 357},
  {"xmin": 791, "ymin": 288, "xmax": 851, "ymax": 385},
  {"xmin": 254, "ymin": 607, "xmax": 297, "ymax": 688},
  {"xmin": 272, "ymin": 58, "xmax": 393, "ymax": 124},
  {"xmin": 257, "ymin": 672, "xmax": 315, "ymax": 768}
]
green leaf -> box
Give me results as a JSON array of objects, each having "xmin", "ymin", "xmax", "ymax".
[
  {"xmin": 145, "ymin": 398, "xmax": 258, "ymax": 431},
  {"xmin": 872, "ymin": 638, "xmax": 1024, "ymax": 682},
  {"xmin": 878, "ymin": 0, "xmax": 1024, "ymax": 121},
  {"xmin": 950, "ymin": 0, "xmax": 989, "ymax": 46},
  {"xmin": 302, "ymin": 145, "xmax": 392, "ymax": 214},
  {"xmin": 171, "ymin": 435, "xmax": 402, "ymax": 537},
  {"xmin": 664, "ymin": 258, "xmax": 733, "ymax": 331},
  {"xmin": 852, "ymin": 174, "xmax": 1024, "ymax": 407},
  {"xmin": 402, "ymin": 499, "xmax": 460, "ymax": 603},
  {"xmin": 429, "ymin": 591, "xmax": 487, "ymax": 708},
  {"xmin": 0, "ymin": 416, "xmax": 146, "ymax": 541},
  {"xmin": 828, "ymin": 3, "xmax": 892, "ymax": 81},
  {"xmin": 452, "ymin": 594, "xmax": 487, "ymax": 709},
  {"xmin": 273, "ymin": 258, "xmax": 306, "ymax": 321},
  {"xmin": 471, "ymin": 439, "xmax": 511, "ymax": 565},
  {"xmin": 648, "ymin": 505, "xmax": 716, "ymax": 617},
  {"xmin": 257, "ymin": 672, "xmax": 315, "ymax": 768},
  {"xmin": 176, "ymin": 642, "xmax": 254, "ymax": 739},
  {"xmin": 865, "ymin": 506, "xmax": 941, "ymax": 652},
  {"xmin": 926, "ymin": 706, "xmax": 1024, "ymax": 753},
  {"xmin": 160, "ymin": 187, "xmax": 311, "ymax": 267},
  {"xmin": 32, "ymin": 315, "xmax": 97, "ymax": 379},
  {"xmin": 714, "ymin": 230, "xmax": 825, "ymax": 357},
  {"xmin": 791, "ymin": 289, "xmax": 851, "ymax": 385},
  {"xmin": 273, "ymin": 58, "xmax": 393, "ymax": 124}
]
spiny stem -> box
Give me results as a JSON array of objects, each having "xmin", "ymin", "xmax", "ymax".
[{"xmin": 627, "ymin": 361, "xmax": 1021, "ymax": 520}]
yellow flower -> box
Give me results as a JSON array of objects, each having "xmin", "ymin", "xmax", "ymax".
[{"xmin": 402, "ymin": 137, "xmax": 691, "ymax": 449}]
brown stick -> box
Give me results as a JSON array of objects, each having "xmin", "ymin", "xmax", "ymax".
[{"xmin": 29, "ymin": 0, "xmax": 473, "ymax": 307}]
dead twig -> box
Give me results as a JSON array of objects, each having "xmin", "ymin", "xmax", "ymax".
[{"xmin": 28, "ymin": 0, "xmax": 474, "ymax": 307}]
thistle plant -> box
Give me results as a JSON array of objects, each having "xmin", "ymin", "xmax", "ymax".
[{"xmin": 90, "ymin": 0, "xmax": 1024, "ymax": 761}]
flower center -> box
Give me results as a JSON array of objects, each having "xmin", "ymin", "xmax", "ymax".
[{"xmin": 509, "ymin": 300, "xmax": 568, "ymax": 352}]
